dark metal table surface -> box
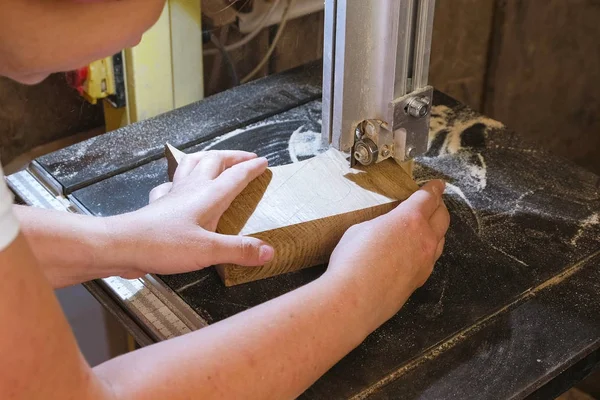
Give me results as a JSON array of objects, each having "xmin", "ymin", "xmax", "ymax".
[{"xmin": 36, "ymin": 63, "xmax": 600, "ymax": 399}]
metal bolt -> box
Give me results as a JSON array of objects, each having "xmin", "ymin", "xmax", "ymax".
[
  {"xmin": 407, "ymin": 97, "xmax": 430, "ymax": 119},
  {"xmin": 381, "ymin": 145, "xmax": 391, "ymax": 158},
  {"xmin": 406, "ymin": 146, "xmax": 416, "ymax": 158},
  {"xmin": 354, "ymin": 145, "xmax": 370, "ymax": 164},
  {"xmin": 353, "ymin": 138, "xmax": 379, "ymax": 166}
]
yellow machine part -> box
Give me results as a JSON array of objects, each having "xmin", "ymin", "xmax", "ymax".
[
  {"xmin": 76, "ymin": 0, "xmax": 204, "ymax": 130},
  {"xmin": 82, "ymin": 57, "xmax": 117, "ymax": 105}
]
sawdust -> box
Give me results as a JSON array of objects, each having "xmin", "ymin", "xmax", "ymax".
[
  {"xmin": 288, "ymin": 123, "xmax": 327, "ymax": 163},
  {"xmin": 428, "ymin": 104, "xmax": 504, "ymax": 154},
  {"xmin": 571, "ymin": 212, "xmax": 600, "ymax": 246},
  {"xmin": 420, "ymin": 105, "xmax": 505, "ymax": 194}
]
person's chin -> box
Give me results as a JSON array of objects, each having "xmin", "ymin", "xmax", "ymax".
[
  {"xmin": 13, "ymin": 72, "xmax": 50, "ymax": 85},
  {"xmin": 128, "ymin": 35, "xmax": 143, "ymax": 48}
]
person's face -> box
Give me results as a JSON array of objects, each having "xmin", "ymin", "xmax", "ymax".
[{"xmin": 0, "ymin": 0, "xmax": 165, "ymax": 84}]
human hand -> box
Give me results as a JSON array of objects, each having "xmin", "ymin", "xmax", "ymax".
[
  {"xmin": 104, "ymin": 150, "xmax": 275, "ymax": 279},
  {"xmin": 325, "ymin": 180, "xmax": 450, "ymax": 334}
]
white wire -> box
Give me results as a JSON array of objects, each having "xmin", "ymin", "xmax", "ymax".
[
  {"xmin": 241, "ymin": 0, "xmax": 295, "ymax": 84},
  {"xmin": 203, "ymin": 0, "xmax": 282, "ymax": 56}
]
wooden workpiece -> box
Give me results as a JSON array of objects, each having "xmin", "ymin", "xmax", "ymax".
[{"xmin": 165, "ymin": 144, "xmax": 418, "ymax": 286}]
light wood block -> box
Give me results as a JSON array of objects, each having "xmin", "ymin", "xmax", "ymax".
[{"xmin": 165, "ymin": 144, "xmax": 418, "ymax": 286}]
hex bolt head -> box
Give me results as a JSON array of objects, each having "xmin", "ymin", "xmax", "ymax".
[
  {"xmin": 381, "ymin": 145, "xmax": 391, "ymax": 158},
  {"xmin": 407, "ymin": 97, "xmax": 430, "ymax": 119}
]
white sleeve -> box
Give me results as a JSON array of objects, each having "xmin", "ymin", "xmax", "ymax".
[{"xmin": 0, "ymin": 163, "xmax": 20, "ymax": 252}]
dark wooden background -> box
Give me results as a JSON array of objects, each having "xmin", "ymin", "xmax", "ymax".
[{"xmin": 1, "ymin": 0, "xmax": 599, "ymax": 175}]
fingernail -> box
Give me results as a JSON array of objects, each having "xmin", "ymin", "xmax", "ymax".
[
  {"xmin": 434, "ymin": 180, "xmax": 445, "ymax": 194},
  {"xmin": 438, "ymin": 180, "xmax": 446, "ymax": 193},
  {"xmin": 259, "ymin": 245, "xmax": 274, "ymax": 263}
]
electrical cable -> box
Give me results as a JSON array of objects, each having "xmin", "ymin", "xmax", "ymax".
[
  {"xmin": 208, "ymin": 25, "xmax": 238, "ymax": 92},
  {"xmin": 208, "ymin": 26, "xmax": 226, "ymax": 92},
  {"xmin": 210, "ymin": 29, "xmax": 240, "ymax": 87},
  {"xmin": 203, "ymin": 0, "xmax": 282, "ymax": 56},
  {"xmin": 241, "ymin": 0, "xmax": 294, "ymax": 84}
]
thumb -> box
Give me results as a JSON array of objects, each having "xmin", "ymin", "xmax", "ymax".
[
  {"xmin": 148, "ymin": 182, "xmax": 172, "ymax": 203},
  {"xmin": 206, "ymin": 233, "xmax": 275, "ymax": 266}
]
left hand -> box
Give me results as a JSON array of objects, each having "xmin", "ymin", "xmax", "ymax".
[{"xmin": 104, "ymin": 150, "xmax": 275, "ymax": 279}]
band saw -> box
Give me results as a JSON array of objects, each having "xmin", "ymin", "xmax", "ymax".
[{"xmin": 7, "ymin": 0, "xmax": 600, "ymax": 398}]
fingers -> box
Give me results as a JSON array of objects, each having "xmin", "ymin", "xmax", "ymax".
[
  {"xmin": 173, "ymin": 150, "xmax": 258, "ymax": 183},
  {"xmin": 213, "ymin": 157, "xmax": 269, "ymax": 206},
  {"xmin": 434, "ymin": 237, "xmax": 445, "ymax": 261},
  {"xmin": 193, "ymin": 151, "xmax": 258, "ymax": 181},
  {"xmin": 149, "ymin": 182, "xmax": 172, "ymax": 203},
  {"xmin": 173, "ymin": 153, "xmax": 203, "ymax": 183},
  {"xmin": 429, "ymin": 201, "xmax": 450, "ymax": 240},
  {"xmin": 396, "ymin": 180, "xmax": 445, "ymax": 220},
  {"xmin": 206, "ymin": 233, "xmax": 274, "ymax": 266}
]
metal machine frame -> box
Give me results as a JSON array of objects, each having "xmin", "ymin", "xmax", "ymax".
[{"xmin": 322, "ymin": 0, "xmax": 436, "ymax": 166}]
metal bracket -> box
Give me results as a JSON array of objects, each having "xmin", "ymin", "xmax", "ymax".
[
  {"xmin": 350, "ymin": 85, "xmax": 433, "ymax": 166},
  {"xmin": 351, "ymin": 120, "xmax": 390, "ymax": 167},
  {"xmin": 390, "ymin": 85, "xmax": 433, "ymax": 162}
]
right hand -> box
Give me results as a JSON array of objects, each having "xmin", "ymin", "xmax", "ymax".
[{"xmin": 325, "ymin": 180, "xmax": 450, "ymax": 334}]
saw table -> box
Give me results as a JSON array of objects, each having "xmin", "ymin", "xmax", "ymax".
[{"xmin": 8, "ymin": 63, "xmax": 600, "ymax": 399}]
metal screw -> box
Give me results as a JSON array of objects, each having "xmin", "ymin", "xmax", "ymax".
[
  {"xmin": 406, "ymin": 146, "xmax": 416, "ymax": 158},
  {"xmin": 407, "ymin": 97, "xmax": 430, "ymax": 119},
  {"xmin": 381, "ymin": 145, "xmax": 391, "ymax": 158}
]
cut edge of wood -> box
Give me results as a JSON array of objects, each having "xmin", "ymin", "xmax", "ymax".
[
  {"xmin": 165, "ymin": 143, "xmax": 186, "ymax": 181},
  {"xmin": 215, "ymin": 202, "xmax": 401, "ymax": 286}
]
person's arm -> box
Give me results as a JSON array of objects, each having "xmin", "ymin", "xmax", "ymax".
[
  {"xmin": 14, "ymin": 206, "xmax": 127, "ymax": 288},
  {"xmin": 15, "ymin": 151, "xmax": 276, "ymax": 288},
  {"xmin": 3, "ymin": 172, "xmax": 448, "ymax": 400},
  {"xmin": 95, "ymin": 180, "xmax": 448, "ymax": 399},
  {"xmin": 0, "ymin": 165, "xmax": 107, "ymax": 399},
  {"xmin": 0, "ymin": 234, "xmax": 110, "ymax": 400}
]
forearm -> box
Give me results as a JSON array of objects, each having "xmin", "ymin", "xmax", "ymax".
[
  {"xmin": 14, "ymin": 205, "xmax": 128, "ymax": 288},
  {"xmin": 95, "ymin": 273, "xmax": 402, "ymax": 400},
  {"xmin": 0, "ymin": 234, "xmax": 110, "ymax": 400}
]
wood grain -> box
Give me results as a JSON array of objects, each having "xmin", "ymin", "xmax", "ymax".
[{"xmin": 165, "ymin": 145, "xmax": 418, "ymax": 286}]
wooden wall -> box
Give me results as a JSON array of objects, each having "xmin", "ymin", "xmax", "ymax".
[
  {"xmin": 433, "ymin": 0, "xmax": 600, "ymax": 175},
  {"xmin": 483, "ymin": 0, "xmax": 600, "ymax": 174},
  {"xmin": 429, "ymin": 0, "xmax": 496, "ymax": 111},
  {"xmin": 0, "ymin": 74, "xmax": 103, "ymax": 165},
  {"xmin": 1, "ymin": 0, "xmax": 599, "ymax": 175}
]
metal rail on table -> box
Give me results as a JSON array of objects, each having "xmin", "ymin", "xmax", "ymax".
[{"xmin": 7, "ymin": 168, "xmax": 204, "ymax": 345}]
